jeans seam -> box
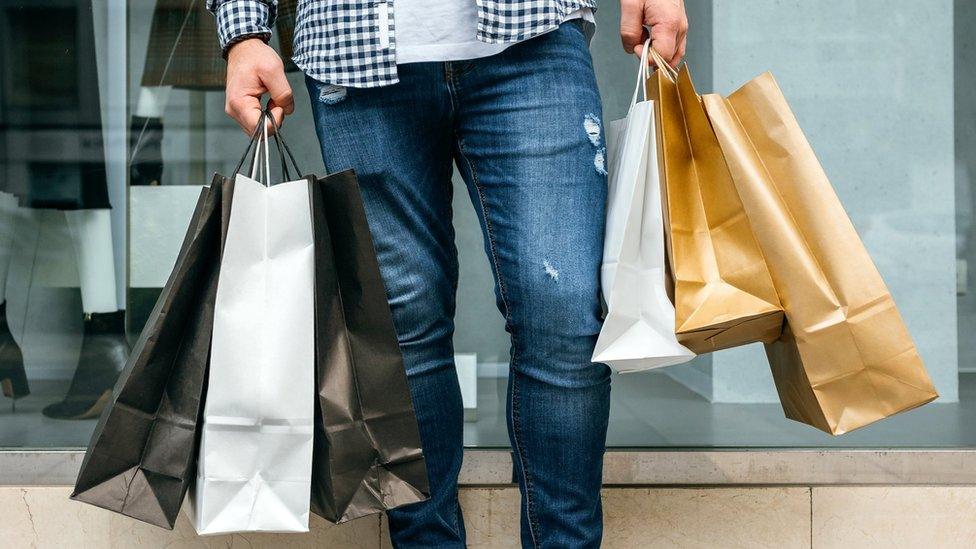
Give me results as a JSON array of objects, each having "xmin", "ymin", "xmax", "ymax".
[
  {"xmin": 452, "ymin": 486, "xmax": 462, "ymax": 539},
  {"xmin": 510, "ymin": 362, "xmax": 541, "ymax": 547},
  {"xmin": 454, "ymin": 140, "xmax": 540, "ymax": 548}
]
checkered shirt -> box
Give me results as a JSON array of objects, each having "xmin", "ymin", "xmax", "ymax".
[{"xmin": 207, "ymin": 0, "xmax": 597, "ymax": 88}]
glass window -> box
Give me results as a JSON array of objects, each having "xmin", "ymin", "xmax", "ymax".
[
  {"xmin": 0, "ymin": 0, "xmax": 971, "ymax": 451},
  {"xmin": 586, "ymin": 0, "xmax": 971, "ymax": 448},
  {"xmin": 1, "ymin": 0, "xmax": 128, "ymax": 446}
]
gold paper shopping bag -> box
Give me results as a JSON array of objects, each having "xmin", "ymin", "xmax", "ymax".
[
  {"xmin": 648, "ymin": 51, "xmax": 783, "ymax": 354},
  {"xmin": 701, "ymin": 74, "xmax": 938, "ymax": 435}
]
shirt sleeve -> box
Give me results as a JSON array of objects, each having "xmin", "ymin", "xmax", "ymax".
[{"xmin": 207, "ymin": 0, "xmax": 278, "ymax": 53}]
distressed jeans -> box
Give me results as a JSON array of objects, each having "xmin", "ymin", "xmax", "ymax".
[{"xmin": 307, "ymin": 20, "xmax": 611, "ymax": 548}]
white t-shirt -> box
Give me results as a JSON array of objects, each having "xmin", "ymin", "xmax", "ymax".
[{"xmin": 394, "ymin": 1, "xmax": 594, "ymax": 64}]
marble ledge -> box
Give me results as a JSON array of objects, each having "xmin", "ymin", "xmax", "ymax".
[{"xmin": 4, "ymin": 449, "xmax": 976, "ymax": 487}]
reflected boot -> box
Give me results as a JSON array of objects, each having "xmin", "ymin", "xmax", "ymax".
[
  {"xmin": 130, "ymin": 116, "xmax": 163, "ymax": 186},
  {"xmin": 42, "ymin": 310, "xmax": 128, "ymax": 420},
  {"xmin": 0, "ymin": 301, "xmax": 29, "ymax": 407}
]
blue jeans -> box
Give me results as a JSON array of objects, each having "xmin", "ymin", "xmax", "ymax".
[{"xmin": 307, "ymin": 20, "xmax": 611, "ymax": 548}]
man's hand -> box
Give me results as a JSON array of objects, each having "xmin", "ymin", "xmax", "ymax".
[
  {"xmin": 620, "ymin": 0, "xmax": 688, "ymax": 67},
  {"xmin": 225, "ymin": 38, "xmax": 294, "ymax": 134}
]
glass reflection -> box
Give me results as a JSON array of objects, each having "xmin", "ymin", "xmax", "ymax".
[{"xmin": 0, "ymin": 1, "xmax": 127, "ymax": 446}]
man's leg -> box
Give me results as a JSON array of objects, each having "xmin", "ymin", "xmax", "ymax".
[
  {"xmin": 450, "ymin": 20, "xmax": 612, "ymax": 548},
  {"xmin": 306, "ymin": 65, "xmax": 466, "ymax": 547}
]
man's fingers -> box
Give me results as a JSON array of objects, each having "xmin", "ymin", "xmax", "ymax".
[
  {"xmin": 266, "ymin": 104, "xmax": 286, "ymax": 134},
  {"xmin": 619, "ymin": 0, "xmax": 647, "ymax": 54},
  {"xmin": 227, "ymin": 94, "xmax": 264, "ymax": 134},
  {"xmin": 262, "ymin": 63, "xmax": 295, "ymax": 116},
  {"xmin": 224, "ymin": 39, "xmax": 294, "ymax": 135},
  {"xmin": 672, "ymin": 32, "xmax": 687, "ymax": 65},
  {"xmin": 241, "ymin": 107, "xmax": 264, "ymax": 135},
  {"xmin": 649, "ymin": 23, "xmax": 678, "ymax": 67}
]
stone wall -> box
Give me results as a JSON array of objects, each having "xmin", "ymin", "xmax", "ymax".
[{"xmin": 4, "ymin": 486, "xmax": 976, "ymax": 548}]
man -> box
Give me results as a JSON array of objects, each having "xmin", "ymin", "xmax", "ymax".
[{"xmin": 207, "ymin": 0, "xmax": 687, "ymax": 546}]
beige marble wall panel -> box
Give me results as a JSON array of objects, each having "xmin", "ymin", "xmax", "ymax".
[
  {"xmin": 602, "ymin": 488, "xmax": 809, "ymax": 548},
  {"xmin": 0, "ymin": 487, "xmax": 111, "ymax": 549},
  {"xmin": 454, "ymin": 487, "xmax": 810, "ymax": 548},
  {"xmin": 460, "ymin": 488, "xmax": 522, "ymax": 548},
  {"xmin": 0, "ymin": 487, "xmax": 383, "ymax": 549},
  {"xmin": 812, "ymin": 487, "xmax": 976, "ymax": 548},
  {"xmin": 16, "ymin": 485, "xmax": 976, "ymax": 548}
]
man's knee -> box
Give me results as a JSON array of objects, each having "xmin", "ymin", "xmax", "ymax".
[{"xmin": 506, "ymin": 262, "xmax": 607, "ymax": 387}]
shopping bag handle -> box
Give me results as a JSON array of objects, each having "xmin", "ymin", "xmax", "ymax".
[
  {"xmin": 232, "ymin": 107, "xmax": 305, "ymax": 182},
  {"xmin": 246, "ymin": 111, "xmax": 292, "ymax": 183},
  {"xmin": 233, "ymin": 117, "xmax": 265, "ymax": 175},
  {"xmin": 648, "ymin": 46, "xmax": 678, "ymax": 83},
  {"xmin": 628, "ymin": 39, "xmax": 679, "ymax": 110},
  {"xmin": 628, "ymin": 39, "xmax": 653, "ymax": 109},
  {"xmin": 263, "ymin": 107, "xmax": 304, "ymax": 179},
  {"xmin": 249, "ymin": 116, "xmax": 272, "ymax": 185}
]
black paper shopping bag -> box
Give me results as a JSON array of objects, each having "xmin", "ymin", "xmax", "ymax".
[
  {"xmin": 309, "ymin": 170, "xmax": 429, "ymax": 522},
  {"xmin": 71, "ymin": 176, "xmax": 233, "ymax": 529}
]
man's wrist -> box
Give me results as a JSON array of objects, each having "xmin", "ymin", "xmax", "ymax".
[{"xmin": 225, "ymin": 34, "xmax": 272, "ymax": 60}]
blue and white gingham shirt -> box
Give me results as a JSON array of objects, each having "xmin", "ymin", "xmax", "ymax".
[{"xmin": 207, "ymin": 0, "xmax": 597, "ymax": 88}]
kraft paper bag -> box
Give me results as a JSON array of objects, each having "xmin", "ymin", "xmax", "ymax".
[
  {"xmin": 648, "ymin": 50, "xmax": 784, "ymax": 354},
  {"xmin": 191, "ymin": 127, "xmax": 315, "ymax": 534},
  {"xmin": 593, "ymin": 43, "xmax": 695, "ymax": 372},
  {"xmin": 72, "ymin": 176, "xmax": 231, "ymax": 529},
  {"xmin": 309, "ymin": 169, "xmax": 430, "ymax": 522},
  {"xmin": 701, "ymin": 74, "xmax": 938, "ymax": 434}
]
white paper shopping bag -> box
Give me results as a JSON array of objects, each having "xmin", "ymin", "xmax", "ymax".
[
  {"xmin": 592, "ymin": 43, "xmax": 695, "ymax": 373},
  {"xmin": 191, "ymin": 126, "xmax": 315, "ymax": 534}
]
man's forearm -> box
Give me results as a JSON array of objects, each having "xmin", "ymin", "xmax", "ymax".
[{"xmin": 207, "ymin": 0, "xmax": 278, "ymax": 55}]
